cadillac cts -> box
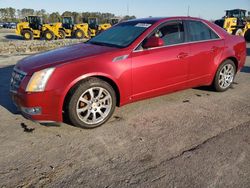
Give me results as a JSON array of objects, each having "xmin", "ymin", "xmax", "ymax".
[{"xmin": 10, "ymin": 17, "xmax": 246, "ymax": 128}]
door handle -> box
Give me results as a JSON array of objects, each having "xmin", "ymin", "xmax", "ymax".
[{"xmin": 177, "ymin": 52, "xmax": 188, "ymax": 59}]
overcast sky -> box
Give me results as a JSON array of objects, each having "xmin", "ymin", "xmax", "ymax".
[{"xmin": 0, "ymin": 0, "xmax": 249, "ymax": 20}]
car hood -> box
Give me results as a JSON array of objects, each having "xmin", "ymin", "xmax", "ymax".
[{"xmin": 15, "ymin": 43, "xmax": 118, "ymax": 74}]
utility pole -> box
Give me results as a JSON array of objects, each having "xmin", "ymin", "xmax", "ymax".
[{"xmin": 127, "ymin": 0, "xmax": 130, "ymax": 15}]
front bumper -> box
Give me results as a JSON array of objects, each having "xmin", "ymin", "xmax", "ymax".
[{"xmin": 10, "ymin": 90, "xmax": 62, "ymax": 123}]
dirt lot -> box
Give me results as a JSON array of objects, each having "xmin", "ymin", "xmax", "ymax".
[
  {"xmin": 0, "ymin": 32, "xmax": 250, "ymax": 187},
  {"xmin": 0, "ymin": 29, "xmax": 87, "ymax": 55}
]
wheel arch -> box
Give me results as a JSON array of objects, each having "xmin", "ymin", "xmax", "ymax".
[
  {"xmin": 61, "ymin": 74, "xmax": 121, "ymax": 120},
  {"xmin": 21, "ymin": 28, "xmax": 32, "ymax": 35},
  {"xmin": 210, "ymin": 56, "xmax": 239, "ymax": 86},
  {"xmin": 59, "ymin": 28, "xmax": 66, "ymax": 32},
  {"xmin": 222, "ymin": 56, "xmax": 239, "ymax": 71}
]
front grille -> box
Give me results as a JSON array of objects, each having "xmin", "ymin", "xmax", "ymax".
[{"xmin": 10, "ymin": 68, "xmax": 26, "ymax": 92}]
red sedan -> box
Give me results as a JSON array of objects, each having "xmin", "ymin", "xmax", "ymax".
[{"xmin": 10, "ymin": 17, "xmax": 246, "ymax": 128}]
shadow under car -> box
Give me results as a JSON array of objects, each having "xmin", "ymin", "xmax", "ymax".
[{"xmin": 0, "ymin": 65, "xmax": 18, "ymax": 114}]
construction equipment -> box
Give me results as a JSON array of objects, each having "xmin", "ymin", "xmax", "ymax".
[
  {"xmin": 215, "ymin": 9, "xmax": 250, "ymax": 41},
  {"xmin": 59, "ymin": 16, "xmax": 90, "ymax": 39},
  {"xmin": 16, "ymin": 16, "xmax": 61, "ymax": 40},
  {"xmin": 109, "ymin": 18, "xmax": 121, "ymax": 26},
  {"xmin": 87, "ymin": 17, "xmax": 111, "ymax": 37}
]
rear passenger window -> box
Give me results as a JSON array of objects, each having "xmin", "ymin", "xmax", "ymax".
[{"xmin": 186, "ymin": 21, "xmax": 219, "ymax": 42}]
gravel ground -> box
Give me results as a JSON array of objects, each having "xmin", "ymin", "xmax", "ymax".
[
  {"xmin": 0, "ymin": 29, "xmax": 87, "ymax": 55},
  {"xmin": 0, "ymin": 38, "xmax": 249, "ymax": 187}
]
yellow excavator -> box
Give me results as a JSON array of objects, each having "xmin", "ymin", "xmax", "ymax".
[
  {"xmin": 87, "ymin": 17, "xmax": 112, "ymax": 37},
  {"xmin": 215, "ymin": 9, "xmax": 250, "ymax": 41},
  {"xmin": 16, "ymin": 16, "xmax": 61, "ymax": 40},
  {"xmin": 58, "ymin": 16, "xmax": 90, "ymax": 39},
  {"xmin": 109, "ymin": 18, "xmax": 121, "ymax": 26}
]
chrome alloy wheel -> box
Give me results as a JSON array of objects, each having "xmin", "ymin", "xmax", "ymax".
[
  {"xmin": 218, "ymin": 64, "xmax": 235, "ymax": 89},
  {"xmin": 76, "ymin": 87, "xmax": 112, "ymax": 125}
]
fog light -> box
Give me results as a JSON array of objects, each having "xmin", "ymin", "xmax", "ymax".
[{"xmin": 21, "ymin": 107, "xmax": 42, "ymax": 115}]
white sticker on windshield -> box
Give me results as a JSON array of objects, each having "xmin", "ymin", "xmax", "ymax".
[{"xmin": 135, "ymin": 23, "xmax": 152, "ymax": 28}]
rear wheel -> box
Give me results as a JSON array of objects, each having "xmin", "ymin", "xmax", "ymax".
[
  {"xmin": 22, "ymin": 30, "xmax": 33, "ymax": 40},
  {"xmin": 44, "ymin": 30, "xmax": 55, "ymax": 41},
  {"xmin": 213, "ymin": 60, "xmax": 236, "ymax": 92},
  {"xmin": 244, "ymin": 29, "xmax": 250, "ymax": 42},
  {"xmin": 234, "ymin": 29, "xmax": 244, "ymax": 36},
  {"xmin": 66, "ymin": 78, "xmax": 116, "ymax": 129},
  {"xmin": 59, "ymin": 30, "xmax": 66, "ymax": 39},
  {"xmin": 75, "ymin": 29, "xmax": 84, "ymax": 39}
]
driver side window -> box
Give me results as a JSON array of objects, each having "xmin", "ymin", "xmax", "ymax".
[
  {"xmin": 155, "ymin": 22, "xmax": 185, "ymax": 46},
  {"xmin": 138, "ymin": 21, "xmax": 185, "ymax": 50}
]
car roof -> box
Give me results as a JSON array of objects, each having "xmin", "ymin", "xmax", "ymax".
[
  {"xmin": 126, "ymin": 16, "xmax": 208, "ymax": 24},
  {"xmin": 124, "ymin": 16, "xmax": 227, "ymax": 38}
]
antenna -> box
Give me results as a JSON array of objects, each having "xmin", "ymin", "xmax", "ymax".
[{"xmin": 187, "ymin": 5, "xmax": 190, "ymax": 16}]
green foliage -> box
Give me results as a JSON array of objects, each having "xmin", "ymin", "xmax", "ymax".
[
  {"xmin": 0, "ymin": 7, "xmax": 16, "ymax": 22},
  {"xmin": 0, "ymin": 7, "xmax": 136, "ymax": 24},
  {"xmin": 48, "ymin": 12, "xmax": 61, "ymax": 23},
  {"xmin": 122, "ymin": 15, "xmax": 136, "ymax": 21}
]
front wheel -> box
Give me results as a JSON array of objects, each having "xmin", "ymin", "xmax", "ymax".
[
  {"xmin": 44, "ymin": 30, "xmax": 55, "ymax": 41},
  {"xmin": 75, "ymin": 29, "xmax": 84, "ymax": 39},
  {"xmin": 67, "ymin": 78, "xmax": 116, "ymax": 128},
  {"xmin": 22, "ymin": 30, "xmax": 33, "ymax": 40},
  {"xmin": 213, "ymin": 60, "xmax": 236, "ymax": 92}
]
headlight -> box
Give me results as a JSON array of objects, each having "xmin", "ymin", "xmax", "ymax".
[{"xmin": 26, "ymin": 68, "xmax": 55, "ymax": 92}]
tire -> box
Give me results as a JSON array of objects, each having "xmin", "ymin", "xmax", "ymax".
[
  {"xmin": 234, "ymin": 29, "xmax": 244, "ymax": 36},
  {"xmin": 75, "ymin": 29, "xmax": 84, "ymax": 39},
  {"xmin": 244, "ymin": 29, "xmax": 250, "ymax": 42},
  {"xmin": 58, "ymin": 30, "xmax": 66, "ymax": 39},
  {"xmin": 213, "ymin": 60, "xmax": 236, "ymax": 92},
  {"xmin": 87, "ymin": 30, "xmax": 92, "ymax": 39},
  {"xmin": 44, "ymin": 30, "xmax": 55, "ymax": 41},
  {"xmin": 66, "ymin": 78, "xmax": 116, "ymax": 129},
  {"xmin": 22, "ymin": 30, "xmax": 33, "ymax": 40}
]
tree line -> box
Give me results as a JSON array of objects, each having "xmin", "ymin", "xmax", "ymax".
[{"xmin": 0, "ymin": 7, "xmax": 136, "ymax": 23}]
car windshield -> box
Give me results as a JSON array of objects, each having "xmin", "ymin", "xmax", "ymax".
[{"xmin": 88, "ymin": 21, "xmax": 154, "ymax": 48}]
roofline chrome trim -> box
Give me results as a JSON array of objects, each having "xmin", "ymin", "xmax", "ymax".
[
  {"xmin": 133, "ymin": 38, "xmax": 224, "ymax": 53},
  {"xmin": 133, "ymin": 19, "xmax": 223, "ymax": 53}
]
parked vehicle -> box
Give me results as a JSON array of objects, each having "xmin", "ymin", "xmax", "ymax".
[
  {"xmin": 16, "ymin": 16, "xmax": 61, "ymax": 40},
  {"xmin": 0, "ymin": 22, "xmax": 4, "ymax": 28},
  {"xmin": 87, "ymin": 17, "xmax": 112, "ymax": 37},
  {"xmin": 58, "ymin": 16, "xmax": 90, "ymax": 39},
  {"xmin": 215, "ymin": 9, "xmax": 250, "ymax": 41},
  {"xmin": 2, "ymin": 22, "xmax": 17, "ymax": 29},
  {"xmin": 10, "ymin": 17, "xmax": 246, "ymax": 128}
]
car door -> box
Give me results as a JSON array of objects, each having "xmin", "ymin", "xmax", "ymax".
[
  {"xmin": 131, "ymin": 21, "xmax": 190, "ymax": 100},
  {"xmin": 184, "ymin": 20, "xmax": 225, "ymax": 86}
]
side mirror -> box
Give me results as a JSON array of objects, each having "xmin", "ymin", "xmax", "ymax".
[{"xmin": 143, "ymin": 36, "xmax": 164, "ymax": 49}]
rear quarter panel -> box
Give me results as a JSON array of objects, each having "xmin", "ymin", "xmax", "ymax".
[{"xmin": 222, "ymin": 35, "xmax": 246, "ymax": 71}]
